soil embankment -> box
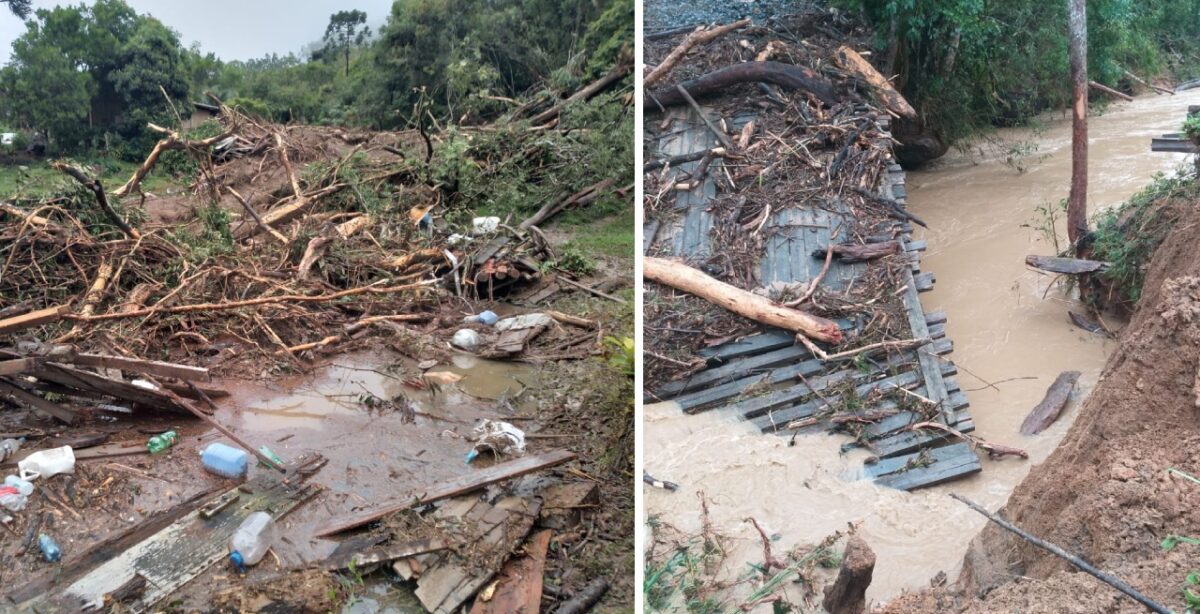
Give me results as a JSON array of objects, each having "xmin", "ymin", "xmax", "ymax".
[{"xmin": 888, "ymin": 193, "xmax": 1200, "ymax": 613}]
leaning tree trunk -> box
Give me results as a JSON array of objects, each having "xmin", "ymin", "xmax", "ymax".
[{"xmin": 1067, "ymin": 0, "xmax": 1088, "ymax": 254}]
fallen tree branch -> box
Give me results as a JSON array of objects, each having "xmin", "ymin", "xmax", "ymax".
[
  {"xmin": 112, "ymin": 123, "xmax": 236, "ymax": 197},
  {"xmin": 1088, "ymin": 80, "xmax": 1134, "ymax": 102},
  {"xmin": 675, "ymin": 84, "xmax": 735, "ymax": 151},
  {"xmin": 645, "ymin": 257, "xmax": 842, "ymax": 343},
  {"xmin": 226, "ymin": 186, "xmax": 288, "ymax": 243},
  {"xmin": 52, "ymin": 162, "xmax": 141, "ymax": 239},
  {"xmin": 530, "ymin": 51, "xmax": 633, "ymax": 125},
  {"xmin": 647, "ymin": 61, "xmax": 838, "ymax": 109},
  {"xmin": 834, "ymin": 45, "xmax": 916, "ymax": 119},
  {"xmin": 795, "ymin": 334, "xmax": 926, "ymax": 362},
  {"xmin": 643, "ymin": 19, "xmax": 752, "ymax": 88},
  {"xmin": 64, "ymin": 279, "xmax": 436, "ymax": 322},
  {"xmin": 907, "ymin": 421, "xmax": 1028, "ymax": 459},
  {"xmin": 949, "ymin": 493, "xmax": 1172, "ymax": 614}
]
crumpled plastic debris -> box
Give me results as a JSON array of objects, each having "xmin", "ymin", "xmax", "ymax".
[{"xmin": 466, "ymin": 419, "xmax": 526, "ymax": 463}]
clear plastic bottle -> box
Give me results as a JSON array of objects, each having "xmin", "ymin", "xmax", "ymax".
[
  {"xmin": 229, "ymin": 511, "xmax": 277, "ymax": 572},
  {"xmin": 0, "ymin": 438, "xmax": 21, "ymax": 463},
  {"xmin": 0, "ymin": 486, "xmax": 26, "ymax": 511},
  {"xmin": 38, "ymin": 533, "xmax": 61, "ymax": 562},
  {"xmin": 4, "ymin": 475, "xmax": 33, "ymax": 496}
]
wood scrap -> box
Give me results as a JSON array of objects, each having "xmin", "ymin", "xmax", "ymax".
[
  {"xmin": 52, "ymin": 163, "xmax": 141, "ymax": 239},
  {"xmin": 834, "ymin": 45, "xmax": 916, "ymax": 119},
  {"xmin": 1025, "ymin": 255, "xmax": 1110, "ymax": 274},
  {"xmin": 643, "ymin": 19, "xmax": 752, "ymax": 88},
  {"xmin": 644, "ymin": 257, "xmax": 843, "ymax": 343},
  {"xmin": 112, "ymin": 122, "xmax": 237, "ymax": 197},
  {"xmin": 1088, "ymin": 80, "xmax": 1134, "ymax": 101},
  {"xmin": 1019, "ymin": 371, "xmax": 1080, "ymax": 435},
  {"xmin": 322, "ymin": 537, "xmax": 449, "ymax": 571},
  {"xmin": 0, "ymin": 379, "xmax": 78, "ymax": 424},
  {"xmin": 0, "ymin": 306, "xmax": 69, "ymax": 336},
  {"xmin": 907, "ymin": 421, "xmax": 1028, "ymax": 459},
  {"xmin": 555, "ymin": 577, "xmax": 610, "ymax": 614},
  {"xmin": 812, "ymin": 241, "xmax": 900, "ymax": 263},
  {"xmin": 823, "ymin": 535, "xmax": 875, "ymax": 614},
  {"xmin": 313, "ymin": 450, "xmax": 577, "ymax": 537},
  {"xmin": 469, "ymin": 529, "xmax": 552, "ymax": 614}
]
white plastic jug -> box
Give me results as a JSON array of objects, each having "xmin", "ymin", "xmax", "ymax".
[
  {"xmin": 229, "ymin": 511, "xmax": 277, "ymax": 570},
  {"xmin": 18, "ymin": 446, "xmax": 75, "ymax": 481}
]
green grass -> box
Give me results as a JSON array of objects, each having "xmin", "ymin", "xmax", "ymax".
[
  {"xmin": 0, "ymin": 158, "xmax": 177, "ymax": 201},
  {"xmin": 563, "ymin": 208, "xmax": 634, "ymax": 259}
]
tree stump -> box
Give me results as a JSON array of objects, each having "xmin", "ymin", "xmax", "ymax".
[{"xmin": 823, "ymin": 535, "xmax": 876, "ymax": 614}]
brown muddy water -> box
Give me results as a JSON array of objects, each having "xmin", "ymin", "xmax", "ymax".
[
  {"xmin": 196, "ymin": 351, "xmax": 537, "ymax": 610},
  {"xmin": 644, "ymin": 90, "xmax": 1200, "ymax": 608}
]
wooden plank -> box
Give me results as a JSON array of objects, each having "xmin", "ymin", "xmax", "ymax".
[
  {"xmin": 755, "ymin": 370, "xmax": 922, "ymax": 432},
  {"xmin": 313, "ymin": 450, "xmax": 576, "ymax": 537},
  {"xmin": 417, "ymin": 497, "xmax": 541, "ymax": 614},
  {"xmin": 2, "ymin": 442, "xmax": 147, "ymax": 467},
  {"xmin": 70, "ymin": 354, "xmax": 211, "ymax": 383},
  {"xmin": 866, "ymin": 442, "xmax": 975, "ymax": 478},
  {"xmin": 914, "ymin": 272, "xmax": 935, "ymax": 292},
  {"xmin": 0, "ymin": 378, "xmax": 78, "ymax": 424},
  {"xmin": 0, "ymin": 305, "xmax": 68, "ymax": 335},
  {"xmin": 870, "ymin": 443, "xmax": 981, "ymax": 490},
  {"xmin": 924, "ymin": 311, "xmax": 947, "ymax": 326},
  {"xmin": 652, "ymin": 344, "xmax": 812, "ymax": 398},
  {"xmin": 1151, "ymin": 137, "xmax": 1200, "ymax": 153},
  {"xmin": 323, "ymin": 538, "xmax": 449, "ymax": 571},
  {"xmin": 1020, "ymin": 371, "xmax": 1080, "ymax": 435},
  {"xmin": 898, "ymin": 247, "xmax": 952, "ymax": 423},
  {"xmin": 674, "ymin": 357, "xmax": 824, "ymax": 413},
  {"xmin": 644, "ymin": 219, "xmax": 661, "ymax": 254},
  {"xmin": 696, "ymin": 330, "xmax": 795, "ymax": 362},
  {"xmin": 928, "ymin": 323, "xmax": 946, "ymax": 340},
  {"xmin": 0, "ymin": 357, "xmax": 41, "ymax": 376},
  {"xmin": 30, "ymin": 362, "xmax": 190, "ymax": 413},
  {"xmin": 470, "ymin": 529, "xmax": 552, "ymax": 614}
]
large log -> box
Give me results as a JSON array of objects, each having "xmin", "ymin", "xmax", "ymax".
[
  {"xmin": 1088, "ymin": 80, "xmax": 1134, "ymax": 102},
  {"xmin": 643, "ymin": 257, "xmax": 843, "ymax": 343},
  {"xmin": 822, "ymin": 535, "xmax": 875, "ymax": 614},
  {"xmin": 643, "ymin": 19, "xmax": 751, "ymax": 89},
  {"xmin": 834, "ymin": 46, "xmax": 916, "ymax": 119},
  {"xmin": 1025, "ymin": 255, "xmax": 1109, "ymax": 274},
  {"xmin": 645, "ymin": 61, "xmax": 838, "ymax": 110},
  {"xmin": 1020, "ymin": 371, "xmax": 1080, "ymax": 435}
]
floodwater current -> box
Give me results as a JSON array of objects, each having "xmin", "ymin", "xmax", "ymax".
[{"xmin": 643, "ymin": 90, "xmax": 1200, "ymax": 607}]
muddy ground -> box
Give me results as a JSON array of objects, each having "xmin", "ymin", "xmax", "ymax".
[{"xmin": 884, "ymin": 193, "xmax": 1200, "ymax": 613}]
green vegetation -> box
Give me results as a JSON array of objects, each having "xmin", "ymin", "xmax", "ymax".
[
  {"xmin": 1184, "ymin": 114, "xmax": 1200, "ymax": 141},
  {"xmin": 835, "ymin": 0, "xmax": 1200, "ymax": 143},
  {"xmin": 1090, "ymin": 170, "xmax": 1198, "ymax": 305},
  {"xmin": 1162, "ymin": 535, "xmax": 1200, "ymax": 550},
  {"xmin": 1184, "ymin": 571, "xmax": 1200, "ymax": 614}
]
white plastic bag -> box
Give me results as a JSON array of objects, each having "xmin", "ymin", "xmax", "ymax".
[{"xmin": 467, "ymin": 419, "xmax": 526, "ymax": 462}]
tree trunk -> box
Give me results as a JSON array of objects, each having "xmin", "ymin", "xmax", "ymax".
[
  {"xmin": 643, "ymin": 257, "xmax": 843, "ymax": 343},
  {"xmin": 645, "ymin": 61, "xmax": 838, "ymax": 110},
  {"xmin": 823, "ymin": 535, "xmax": 876, "ymax": 614},
  {"xmin": 834, "ymin": 46, "xmax": 916, "ymax": 119},
  {"xmin": 1067, "ymin": 0, "xmax": 1089, "ymax": 253}
]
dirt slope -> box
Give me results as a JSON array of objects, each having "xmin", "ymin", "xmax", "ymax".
[{"xmin": 885, "ymin": 198, "xmax": 1200, "ymax": 613}]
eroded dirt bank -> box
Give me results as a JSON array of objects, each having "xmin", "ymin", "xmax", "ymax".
[{"xmin": 886, "ymin": 194, "xmax": 1200, "ymax": 613}]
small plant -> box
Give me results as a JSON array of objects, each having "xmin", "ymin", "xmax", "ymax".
[
  {"xmin": 1163, "ymin": 535, "xmax": 1200, "ymax": 551},
  {"xmin": 1183, "ymin": 571, "xmax": 1200, "ymax": 613},
  {"xmin": 1025, "ymin": 198, "xmax": 1067, "ymax": 254},
  {"xmin": 550, "ymin": 244, "xmax": 597, "ymax": 276},
  {"xmin": 1183, "ymin": 115, "xmax": 1200, "ymax": 143},
  {"xmin": 604, "ymin": 335, "xmax": 634, "ymax": 377}
]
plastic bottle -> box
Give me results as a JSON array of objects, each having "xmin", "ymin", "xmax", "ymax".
[
  {"xmin": 464, "ymin": 310, "xmax": 499, "ymax": 326},
  {"xmin": 17, "ymin": 446, "xmax": 75, "ymax": 481},
  {"xmin": 0, "ymin": 486, "xmax": 26, "ymax": 512},
  {"xmin": 4, "ymin": 475, "xmax": 33, "ymax": 496},
  {"xmin": 147, "ymin": 430, "xmax": 178, "ymax": 454},
  {"xmin": 0, "ymin": 438, "xmax": 21, "ymax": 463},
  {"xmin": 200, "ymin": 443, "xmax": 249, "ymax": 479},
  {"xmin": 229, "ymin": 511, "xmax": 277, "ymax": 572},
  {"xmin": 38, "ymin": 533, "xmax": 61, "ymax": 562}
]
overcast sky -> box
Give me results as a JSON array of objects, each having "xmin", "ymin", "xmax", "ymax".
[{"xmin": 0, "ymin": 0, "xmax": 395, "ymax": 64}]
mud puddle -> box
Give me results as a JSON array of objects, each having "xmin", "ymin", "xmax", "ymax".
[
  {"xmin": 203, "ymin": 351, "xmax": 536, "ymax": 568},
  {"xmin": 644, "ymin": 91, "xmax": 1200, "ymax": 606}
]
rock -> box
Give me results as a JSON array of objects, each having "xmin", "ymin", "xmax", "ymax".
[{"xmin": 823, "ymin": 535, "xmax": 876, "ymax": 614}]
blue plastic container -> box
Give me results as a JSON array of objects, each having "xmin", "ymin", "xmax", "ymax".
[
  {"xmin": 200, "ymin": 443, "xmax": 249, "ymax": 479},
  {"xmin": 38, "ymin": 533, "xmax": 61, "ymax": 562}
]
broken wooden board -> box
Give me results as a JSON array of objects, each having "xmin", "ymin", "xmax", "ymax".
[
  {"xmin": 470, "ymin": 529, "xmax": 552, "ymax": 614},
  {"xmin": 0, "ymin": 357, "xmax": 42, "ymax": 376},
  {"xmin": 70, "ymin": 353, "xmax": 210, "ymax": 382},
  {"xmin": 1020, "ymin": 371, "xmax": 1081, "ymax": 435},
  {"xmin": 28, "ymin": 362, "xmax": 191, "ymax": 414},
  {"xmin": 1151, "ymin": 137, "xmax": 1200, "ymax": 153},
  {"xmin": 15, "ymin": 455, "xmax": 323, "ymax": 613},
  {"xmin": 313, "ymin": 450, "xmax": 576, "ymax": 537},
  {"xmin": 416, "ymin": 496, "xmax": 542, "ymax": 614},
  {"xmin": 1025, "ymin": 255, "xmax": 1110, "ymax": 274},
  {"xmin": 0, "ymin": 305, "xmax": 68, "ymax": 335},
  {"xmin": 322, "ymin": 537, "xmax": 449, "ymax": 571},
  {"xmin": 0, "ymin": 378, "xmax": 78, "ymax": 423},
  {"xmin": 865, "ymin": 442, "xmax": 982, "ymax": 491},
  {"xmin": 536, "ymin": 481, "xmax": 599, "ymax": 531},
  {"xmin": 2, "ymin": 442, "xmax": 147, "ymax": 468}
]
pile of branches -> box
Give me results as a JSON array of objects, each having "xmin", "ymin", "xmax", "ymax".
[{"xmin": 642, "ymin": 11, "xmax": 921, "ymax": 387}]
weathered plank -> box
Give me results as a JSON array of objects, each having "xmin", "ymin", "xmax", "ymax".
[
  {"xmin": 313, "ymin": 450, "xmax": 576, "ymax": 537},
  {"xmin": 755, "ymin": 370, "xmax": 922, "ymax": 432},
  {"xmin": 1019, "ymin": 371, "xmax": 1080, "ymax": 435},
  {"xmin": 672, "ymin": 358, "xmax": 825, "ymax": 413},
  {"xmin": 323, "ymin": 538, "xmax": 449, "ymax": 571},
  {"xmin": 0, "ymin": 357, "xmax": 41, "ymax": 376},
  {"xmin": 0, "ymin": 306, "xmax": 68, "ymax": 335},
  {"xmin": 70, "ymin": 354, "xmax": 211, "ymax": 383},
  {"xmin": 0, "ymin": 378, "xmax": 78, "ymax": 424},
  {"xmin": 652, "ymin": 344, "xmax": 812, "ymax": 399},
  {"xmin": 469, "ymin": 529, "xmax": 552, "ymax": 614},
  {"xmin": 869, "ymin": 442, "xmax": 982, "ymax": 490},
  {"xmin": 1151, "ymin": 137, "xmax": 1200, "ymax": 153},
  {"xmin": 695, "ymin": 329, "xmax": 795, "ymax": 362}
]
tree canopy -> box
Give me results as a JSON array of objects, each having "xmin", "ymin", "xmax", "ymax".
[{"xmin": 323, "ymin": 9, "xmax": 371, "ymax": 76}]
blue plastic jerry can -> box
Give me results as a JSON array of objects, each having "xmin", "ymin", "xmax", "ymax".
[{"xmin": 200, "ymin": 443, "xmax": 249, "ymax": 479}]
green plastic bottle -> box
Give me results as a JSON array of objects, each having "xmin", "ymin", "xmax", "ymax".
[{"xmin": 147, "ymin": 430, "xmax": 178, "ymax": 454}]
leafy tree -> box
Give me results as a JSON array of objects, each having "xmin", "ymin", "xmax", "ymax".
[
  {"xmin": 323, "ymin": 9, "xmax": 370, "ymax": 76},
  {"xmin": 1, "ymin": 0, "xmax": 30, "ymax": 19}
]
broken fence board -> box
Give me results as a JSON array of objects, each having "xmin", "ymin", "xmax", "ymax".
[
  {"xmin": 0, "ymin": 378, "xmax": 78, "ymax": 424},
  {"xmin": 1019, "ymin": 371, "xmax": 1080, "ymax": 435},
  {"xmin": 71, "ymin": 354, "xmax": 210, "ymax": 383},
  {"xmin": 0, "ymin": 305, "xmax": 68, "ymax": 336},
  {"xmin": 0, "ymin": 357, "xmax": 41, "ymax": 376},
  {"xmin": 469, "ymin": 529, "xmax": 553, "ymax": 614},
  {"xmin": 323, "ymin": 537, "xmax": 449, "ymax": 571},
  {"xmin": 871, "ymin": 443, "xmax": 982, "ymax": 490},
  {"xmin": 313, "ymin": 450, "xmax": 576, "ymax": 537}
]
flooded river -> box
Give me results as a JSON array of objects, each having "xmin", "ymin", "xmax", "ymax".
[{"xmin": 644, "ymin": 90, "xmax": 1200, "ymax": 606}]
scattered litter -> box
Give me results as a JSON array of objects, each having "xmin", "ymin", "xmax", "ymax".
[
  {"xmin": 465, "ymin": 309, "xmax": 500, "ymax": 325},
  {"xmin": 473, "ymin": 216, "xmax": 501, "ymax": 234},
  {"xmin": 229, "ymin": 511, "xmax": 277, "ymax": 573},
  {"xmin": 147, "ymin": 430, "xmax": 178, "ymax": 454},
  {"xmin": 0, "ymin": 438, "xmax": 21, "ymax": 462},
  {"xmin": 200, "ymin": 443, "xmax": 249, "ymax": 479},
  {"xmin": 495, "ymin": 313, "xmax": 554, "ymax": 331},
  {"xmin": 452, "ymin": 329, "xmax": 483, "ymax": 352},
  {"xmin": 0, "ymin": 485, "xmax": 27, "ymax": 511},
  {"xmin": 418, "ymin": 359, "xmax": 439, "ymax": 370},
  {"xmin": 18, "ymin": 446, "xmax": 75, "ymax": 481},
  {"xmin": 424, "ymin": 370, "xmax": 465, "ymax": 385},
  {"xmin": 37, "ymin": 533, "xmax": 61, "ymax": 562},
  {"xmin": 257, "ymin": 445, "xmax": 284, "ymax": 468},
  {"xmin": 5, "ymin": 475, "xmax": 33, "ymax": 496},
  {"xmin": 466, "ymin": 419, "xmax": 526, "ymax": 463}
]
